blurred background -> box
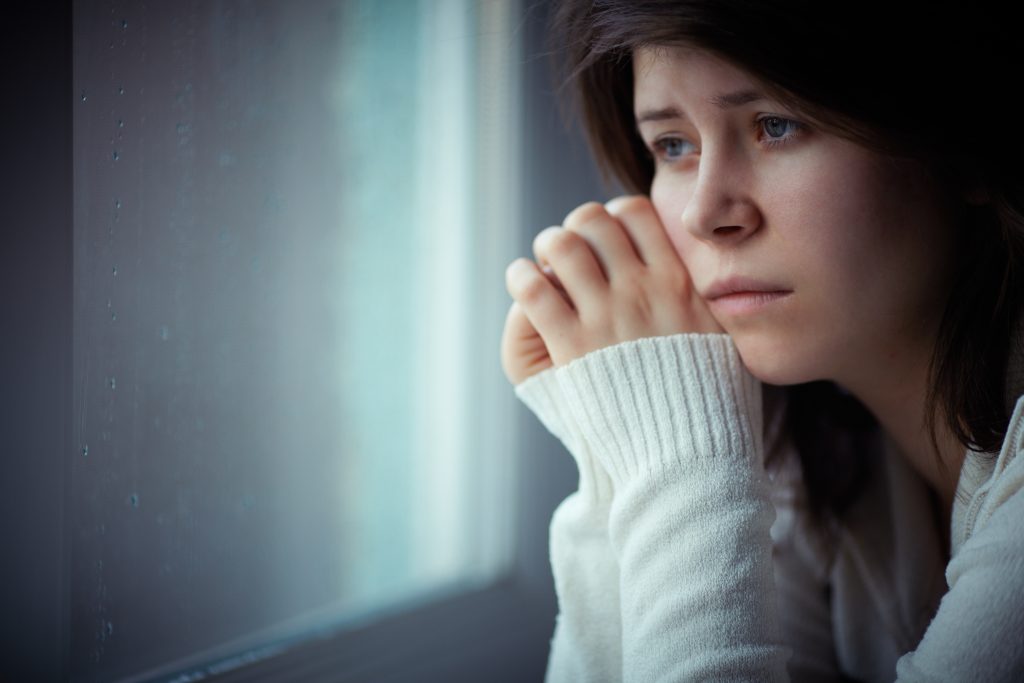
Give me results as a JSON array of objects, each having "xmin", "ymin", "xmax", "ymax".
[{"xmin": 0, "ymin": 0, "xmax": 623, "ymax": 681}]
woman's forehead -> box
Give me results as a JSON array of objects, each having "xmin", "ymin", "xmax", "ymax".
[{"xmin": 633, "ymin": 45, "xmax": 755, "ymax": 106}]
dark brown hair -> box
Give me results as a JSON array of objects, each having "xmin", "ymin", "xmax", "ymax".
[{"xmin": 545, "ymin": 0, "xmax": 1024, "ymax": 532}]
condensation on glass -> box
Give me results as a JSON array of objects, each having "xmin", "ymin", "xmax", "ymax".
[{"xmin": 71, "ymin": 0, "xmax": 519, "ymax": 679}]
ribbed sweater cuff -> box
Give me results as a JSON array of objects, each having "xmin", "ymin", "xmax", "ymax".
[
  {"xmin": 554, "ymin": 333, "xmax": 764, "ymax": 489},
  {"xmin": 515, "ymin": 367, "xmax": 572, "ymax": 447},
  {"xmin": 515, "ymin": 366, "xmax": 614, "ymax": 504}
]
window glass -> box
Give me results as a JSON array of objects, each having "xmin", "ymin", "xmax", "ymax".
[{"xmin": 71, "ymin": 1, "xmax": 517, "ymax": 679}]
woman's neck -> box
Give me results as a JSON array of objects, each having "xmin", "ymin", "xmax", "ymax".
[{"xmin": 839, "ymin": 341, "xmax": 967, "ymax": 546}]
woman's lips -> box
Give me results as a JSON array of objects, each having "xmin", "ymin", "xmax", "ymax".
[{"xmin": 707, "ymin": 290, "xmax": 793, "ymax": 316}]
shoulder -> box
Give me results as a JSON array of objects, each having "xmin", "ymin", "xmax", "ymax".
[
  {"xmin": 898, "ymin": 393, "xmax": 1024, "ymax": 678},
  {"xmin": 951, "ymin": 392, "xmax": 1024, "ymax": 557},
  {"xmin": 894, "ymin": 475, "xmax": 1024, "ymax": 680}
]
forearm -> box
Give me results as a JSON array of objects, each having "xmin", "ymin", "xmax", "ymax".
[
  {"xmin": 556, "ymin": 333, "xmax": 791, "ymax": 682},
  {"xmin": 609, "ymin": 457, "xmax": 787, "ymax": 681},
  {"xmin": 545, "ymin": 488, "xmax": 622, "ymax": 682},
  {"xmin": 515, "ymin": 368, "xmax": 622, "ymax": 682}
]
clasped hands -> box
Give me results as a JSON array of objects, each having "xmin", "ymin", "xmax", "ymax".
[{"xmin": 501, "ymin": 195, "xmax": 725, "ymax": 386}]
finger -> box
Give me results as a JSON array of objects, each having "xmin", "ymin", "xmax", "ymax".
[
  {"xmin": 604, "ymin": 195, "xmax": 686, "ymax": 272},
  {"xmin": 540, "ymin": 264, "xmax": 573, "ymax": 296},
  {"xmin": 531, "ymin": 227, "xmax": 561, "ymax": 273},
  {"xmin": 505, "ymin": 257, "xmax": 578, "ymax": 339},
  {"xmin": 532, "ymin": 226, "xmax": 608, "ymax": 308},
  {"xmin": 562, "ymin": 201, "xmax": 644, "ymax": 280},
  {"xmin": 501, "ymin": 301, "xmax": 553, "ymax": 384},
  {"xmin": 539, "ymin": 263, "xmax": 562, "ymax": 289},
  {"xmin": 504, "ymin": 299, "xmax": 540, "ymax": 342}
]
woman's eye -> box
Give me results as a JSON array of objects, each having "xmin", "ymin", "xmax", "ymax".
[
  {"xmin": 651, "ymin": 137, "xmax": 693, "ymax": 162},
  {"xmin": 759, "ymin": 116, "xmax": 803, "ymax": 148},
  {"xmin": 649, "ymin": 116, "xmax": 805, "ymax": 165}
]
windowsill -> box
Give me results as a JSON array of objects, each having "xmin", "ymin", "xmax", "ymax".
[{"xmin": 162, "ymin": 575, "xmax": 552, "ymax": 682}]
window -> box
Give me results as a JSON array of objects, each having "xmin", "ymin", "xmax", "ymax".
[
  {"xmin": 63, "ymin": 0, "xmax": 542, "ymax": 680},
  {"xmin": 7, "ymin": 0, "xmax": 617, "ymax": 679}
]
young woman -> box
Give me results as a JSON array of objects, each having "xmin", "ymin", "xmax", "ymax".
[{"xmin": 501, "ymin": 1, "xmax": 1024, "ymax": 681}]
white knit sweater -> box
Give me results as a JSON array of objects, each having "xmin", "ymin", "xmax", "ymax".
[{"xmin": 513, "ymin": 333, "xmax": 1024, "ymax": 682}]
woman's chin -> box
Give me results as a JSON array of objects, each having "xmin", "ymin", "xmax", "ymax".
[{"xmin": 731, "ymin": 334, "xmax": 823, "ymax": 386}]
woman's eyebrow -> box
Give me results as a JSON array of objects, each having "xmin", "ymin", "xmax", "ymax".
[
  {"xmin": 635, "ymin": 89, "xmax": 767, "ymax": 129},
  {"xmin": 709, "ymin": 88, "xmax": 767, "ymax": 109}
]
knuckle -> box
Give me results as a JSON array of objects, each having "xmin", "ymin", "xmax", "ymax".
[
  {"xmin": 552, "ymin": 232, "xmax": 585, "ymax": 259},
  {"xmin": 546, "ymin": 230, "xmax": 582, "ymax": 258},
  {"xmin": 563, "ymin": 201, "xmax": 608, "ymax": 230},
  {"xmin": 534, "ymin": 224, "xmax": 559, "ymax": 241},
  {"xmin": 605, "ymin": 194, "xmax": 653, "ymax": 219},
  {"xmin": 505, "ymin": 258, "xmax": 527, "ymax": 281},
  {"xmin": 532, "ymin": 225, "xmax": 561, "ymax": 256},
  {"xmin": 505, "ymin": 258, "xmax": 533, "ymax": 289},
  {"xmin": 517, "ymin": 272, "xmax": 548, "ymax": 304}
]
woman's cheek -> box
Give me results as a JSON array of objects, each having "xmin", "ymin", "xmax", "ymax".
[{"xmin": 650, "ymin": 180, "xmax": 690, "ymax": 262}]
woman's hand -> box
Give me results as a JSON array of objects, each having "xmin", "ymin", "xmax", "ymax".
[{"xmin": 500, "ymin": 195, "xmax": 724, "ymax": 386}]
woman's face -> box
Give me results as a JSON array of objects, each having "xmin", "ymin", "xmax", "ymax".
[{"xmin": 634, "ymin": 45, "xmax": 962, "ymax": 388}]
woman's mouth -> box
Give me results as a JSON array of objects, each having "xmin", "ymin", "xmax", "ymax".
[{"xmin": 707, "ymin": 290, "xmax": 792, "ymax": 316}]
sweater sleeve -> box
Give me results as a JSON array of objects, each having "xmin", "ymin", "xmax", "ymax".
[
  {"xmin": 893, "ymin": 450, "xmax": 1024, "ymax": 681},
  {"xmin": 554, "ymin": 333, "xmax": 792, "ymax": 682},
  {"xmin": 514, "ymin": 367, "xmax": 622, "ymax": 681}
]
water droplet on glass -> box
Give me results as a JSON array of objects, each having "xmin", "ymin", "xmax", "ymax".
[
  {"xmin": 109, "ymin": 41, "xmax": 115, "ymax": 49},
  {"xmin": 112, "ymin": 150, "xmax": 119, "ymax": 161},
  {"xmin": 159, "ymin": 325, "xmax": 170, "ymax": 341},
  {"xmin": 112, "ymin": 265, "xmax": 118, "ymax": 276},
  {"xmin": 129, "ymin": 493, "xmax": 139, "ymax": 507},
  {"xmin": 117, "ymin": 119, "xmax": 124, "ymax": 128},
  {"xmin": 81, "ymin": 90, "xmax": 88, "ymax": 102},
  {"xmin": 96, "ymin": 559, "xmax": 103, "ymax": 569},
  {"xmin": 118, "ymin": 86, "xmax": 124, "ymax": 95},
  {"xmin": 109, "ymin": 377, "xmax": 116, "ymax": 390},
  {"xmin": 121, "ymin": 19, "xmax": 128, "ymax": 29},
  {"xmin": 115, "ymin": 199, "xmax": 122, "ymax": 209},
  {"xmin": 82, "ymin": 444, "xmax": 89, "ymax": 457},
  {"xmin": 106, "ymin": 298, "xmax": 112, "ymax": 309},
  {"xmin": 111, "ymin": 312, "xmax": 117, "ymax": 322}
]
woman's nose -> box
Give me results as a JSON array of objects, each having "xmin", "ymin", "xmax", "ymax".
[{"xmin": 680, "ymin": 145, "xmax": 762, "ymax": 245}]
